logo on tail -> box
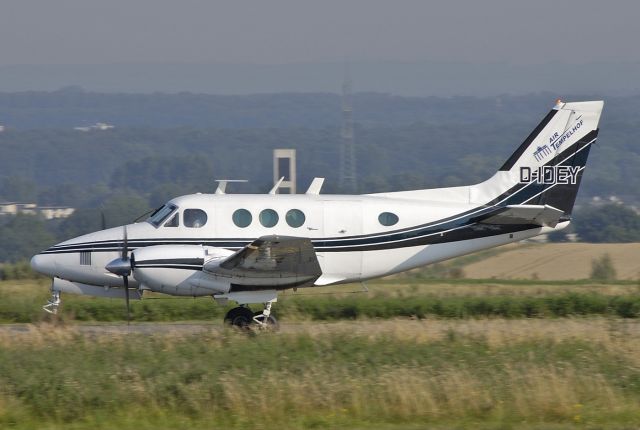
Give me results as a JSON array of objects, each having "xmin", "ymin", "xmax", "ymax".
[{"xmin": 532, "ymin": 145, "xmax": 552, "ymax": 161}]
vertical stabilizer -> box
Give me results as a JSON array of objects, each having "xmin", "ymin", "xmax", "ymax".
[{"xmin": 474, "ymin": 100, "xmax": 603, "ymax": 216}]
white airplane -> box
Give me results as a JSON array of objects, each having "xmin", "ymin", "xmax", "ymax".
[{"xmin": 31, "ymin": 100, "xmax": 603, "ymax": 328}]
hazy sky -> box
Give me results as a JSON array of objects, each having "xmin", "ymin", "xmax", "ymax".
[{"xmin": 1, "ymin": 0, "xmax": 638, "ymax": 66}]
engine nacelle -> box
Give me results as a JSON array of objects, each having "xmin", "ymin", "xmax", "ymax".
[
  {"xmin": 132, "ymin": 245, "xmax": 233, "ymax": 296},
  {"xmin": 52, "ymin": 277, "xmax": 142, "ymax": 299}
]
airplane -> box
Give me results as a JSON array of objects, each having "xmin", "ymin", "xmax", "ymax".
[{"xmin": 30, "ymin": 100, "xmax": 603, "ymax": 329}]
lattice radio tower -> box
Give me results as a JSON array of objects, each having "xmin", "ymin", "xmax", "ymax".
[{"xmin": 339, "ymin": 65, "xmax": 357, "ymax": 193}]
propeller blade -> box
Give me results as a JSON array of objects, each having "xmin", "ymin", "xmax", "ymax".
[
  {"xmin": 105, "ymin": 226, "xmax": 133, "ymax": 325},
  {"xmin": 123, "ymin": 275, "xmax": 131, "ymax": 325},
  {"xmin": 101, "ymin": 212, "xmax": 107, "ymax": 230},
  {"xmin": 121, "ymin": 226, "xmax": 129, "ymax": 261}
]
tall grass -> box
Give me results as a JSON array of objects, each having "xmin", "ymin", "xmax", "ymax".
[{"xmin": 1, "ymin": 319, "xmax": 639, "ymax": 429}]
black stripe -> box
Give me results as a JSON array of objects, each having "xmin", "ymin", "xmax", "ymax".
[
  {"xmin": 499, "ymin": 109, "xmax": 558, "ymax": 171},
  {"xmin": 134, "ymin": 265, "xmax": 202, "ymax": 270},
  {"xmin": 317, "ymin": 224, "xmax": 539, "ymax": 252},
  {"xmin": 134, "ymin": 258, "xmax": 204, "ymax": 266}
]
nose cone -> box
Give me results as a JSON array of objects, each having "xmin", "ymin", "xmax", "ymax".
[
  {"xmin": 30, "ymin": 253, "xmax": 57, "ymax": 277},
  {"xmin": 106, "ymin": 257, "xmax": 132, "ymax": 277}
]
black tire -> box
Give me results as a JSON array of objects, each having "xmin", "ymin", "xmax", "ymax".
[
  {"xmin": 224, "ymin": 306, "xmax": 254, "ymax": 328},
  {"xmin": 253, "ymin": 311, "xmax": 279, "ymax": 331}
]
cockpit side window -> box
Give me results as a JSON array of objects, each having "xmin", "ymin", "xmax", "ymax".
[
  {"xmin": 164, "ymin": 213, "xmax": 179, "ymax": 227},
  {"xmin": 148, "ymin": 204, "xmax": 177, "ymax": 227},
  {"xmin": 184, "ymin": 209, "xmax": 208, "ymax": 228}
]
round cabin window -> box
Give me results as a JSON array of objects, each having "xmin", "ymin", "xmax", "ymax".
[
  {"xmin": 285, "ymin": 209, "xmax": 306, "ymax": 228},
  {"xmin": 232, "ymin": 209, "xmax": 252, "ymax": 228},
  {"xmin": 259, "ymin": 209, "xmax": 279, "ymax": 228},
  {"xmin": 378, "ymin": 212, "xmax": 399, "ymax": 226}
]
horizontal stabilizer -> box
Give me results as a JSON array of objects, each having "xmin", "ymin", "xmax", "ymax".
[
  {"xmin": 204, "ymin": 235, "xmax": 322, "ymax": 288},
  {"xmin": 476, "ymin": 204, "xmax": 564, "ymax": 227}
]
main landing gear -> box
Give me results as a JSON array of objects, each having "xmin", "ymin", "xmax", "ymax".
[{"xmin": 224, "ymin": 300, "xmax": 278, "ymax": 331}]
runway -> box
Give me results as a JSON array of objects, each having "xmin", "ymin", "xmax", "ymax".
[{"xmin": 0, "ymin": 322, "xmax": 220, "ymax": 335}]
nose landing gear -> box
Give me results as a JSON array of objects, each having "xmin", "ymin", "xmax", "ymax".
[{"xmin": 42, "ymin": 290, "xmax": 61, "ymax": 314}]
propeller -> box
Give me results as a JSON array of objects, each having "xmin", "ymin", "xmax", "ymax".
[{"xmin": 105, "ymin": 226, "xmax": 133, "ymax": 324}]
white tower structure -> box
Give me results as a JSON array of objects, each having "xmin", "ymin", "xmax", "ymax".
[{"xmin": 273, "ymin": 149, "xmax": 297, "ymax": 194}]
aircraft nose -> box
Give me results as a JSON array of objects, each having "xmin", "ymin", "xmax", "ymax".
[{"xmin": 30, "ymin": 253, "xmax": 57, "ymax": 276}]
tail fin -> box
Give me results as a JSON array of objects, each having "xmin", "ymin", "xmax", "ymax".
[{"xmin": 477, "ymin": 100, "xmax": 603, "ymax": 217}]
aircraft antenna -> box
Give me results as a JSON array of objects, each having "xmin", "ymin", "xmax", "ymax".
[{"xmin": 339, "ymin": 62, "xmax": 357, "ymax": 193}]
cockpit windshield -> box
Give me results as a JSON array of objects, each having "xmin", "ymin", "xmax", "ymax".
[{"xmin": 148, "ymin": 204, "xmax": 177, "ymax": 227}]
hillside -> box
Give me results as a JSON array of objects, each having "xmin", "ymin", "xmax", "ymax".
[{"xmin": 0, "ymin": 91, "xmax": 638, "ymax": 204}]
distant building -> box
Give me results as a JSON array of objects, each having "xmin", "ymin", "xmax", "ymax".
[
  {"xmin": 38, "ymin": 206, "xmax": 76, "ymax": 220},
  {"xmin": 0, "ymin": 202, "xmax": 38, "ymax": 216},
  {"xmin": 0, "ymin": 202, "xmax": 75, "ymax": 219}
]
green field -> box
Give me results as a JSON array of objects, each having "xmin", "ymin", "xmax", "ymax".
[
  {"xmin": 2, "ymin": 279, "xmax": 640, "ymax": 429},
  {"xmin": 2, "ymin": 278, "xmax": 640, "ymax": 323}
]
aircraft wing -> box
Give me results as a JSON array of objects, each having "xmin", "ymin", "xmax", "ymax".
[
  {"xmin": 475, "ymin": 204, "xmax": 565, "ymax": 227},
  {"xmin": 203, "ymin": 235, "xmax": 322, "ymax": 288}
]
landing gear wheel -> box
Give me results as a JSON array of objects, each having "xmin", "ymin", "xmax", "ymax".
[
  {"xmin": 253, "ymin": 312, "xmax": 279, "ymax": 331},
  {"xmin": 224, "ymin": 306, "xmax": 254, "ymax": 329}
]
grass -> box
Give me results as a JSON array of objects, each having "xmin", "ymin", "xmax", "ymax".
[
  {"xmin": 3, "ymin": 278, "xmax": 640, "ymax": 428},
  {"xmin": 2, "ymin": 279, "xmax": 640, "ymax": 323},
  {"xmin": 1, "ymin": 319, "xmax": 640, "ymax": 429}
]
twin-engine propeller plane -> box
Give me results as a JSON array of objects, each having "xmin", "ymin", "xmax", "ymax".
[{"xmin": 31, "ymin": 100, "xmax": 603, "ymax": 328}]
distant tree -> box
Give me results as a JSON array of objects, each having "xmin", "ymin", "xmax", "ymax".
[
  {"xmin": 0, "ymin": 214, "xmax": 56, "ymax": 262},
  {"xmin": 148, "ymin": 183, "xmax": 198, "ymax": 208},
  {"xmin": 547, "ymin": 229, "xmax": 568, "ymax": 242},
  {"xmin": 590, "ymin": 254, "xmax": 617, "ymax": 281},
  {"xmin": 359, "ymin": 175, "xmax": 391, "ymax": 194},
  {"xmin": 547, "ymin": 224, "xmax": 574, "ymax": 242},
  {"xmin": 37, "ymin": 183, "xmax": 111, "ymax": 208},
  {"xmin": 574, "ymin": 204, "xmax": 640, "ymax": 242},
  {"xmin": 0, "ymin": 260, "xmax": 40, "ymax": 280},
  {"xmin": 56, "ymin": 208, "xmax": 102, "ymax": 240},
  {"xmin": 56, "ymin": 191, "xmax": 150, "ymax": 239},
  {"xmin": 389, "ymin": 173, "xmax": 427, "ymax": 192},
  {"xmin": 101, "ymin": 192, "xmax": 151, "ymax": 227},
  {"xmin": 110, "ymin": 155, "xmax": 213, "ymax": 195},
  {"xmin": 0, "ymin": 177, "xmax": 38, "ymax": 202}
]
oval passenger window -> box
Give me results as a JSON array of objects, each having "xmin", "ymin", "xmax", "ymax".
[
  {"xmin": 184, "ymin": 209, "xmax": 208, "ymax": 228},
  {"xmin": 285, "ymin": 209, "xmax": 305, "ymax": 228},
  {"xmin": 378, "ymin": 212, "xmax": 399, "ymax": 226},
  {"xmin": 232, "ymin": 209, "xmax": 252, "ymax": 228},
  {"xmin": 259, "ymin": 209, "xmax": 279, "ymax": 228}
]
